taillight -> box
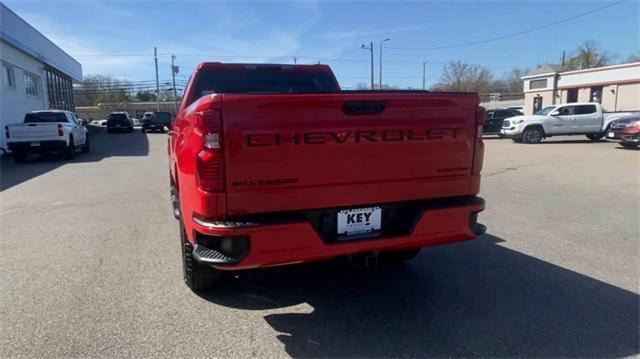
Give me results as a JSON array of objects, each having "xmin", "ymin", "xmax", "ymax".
[
  {"xmin": 57, "ymin": 123, "xmax": 64, "ymax": 136},
  {"xmin": 472, "ymin": 106, "xmax": 486, "ymax": 175},
  {"xmin": 195, "ymin": 109, "xmax": 224, "ymax": 192},
  {"xmin": 4, "ymin": 126, "xmax": 9, "ymax": 139}
]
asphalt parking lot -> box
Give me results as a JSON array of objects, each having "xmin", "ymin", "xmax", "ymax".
[{"xmin": 1, "ymin": 131, "xmax": 638, "ymax": 358}]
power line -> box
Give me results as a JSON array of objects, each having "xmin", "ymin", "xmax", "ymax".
[
  {"xmin": 387, "ymin": 0, "xmax": 625, "ymax": 51},
  {"xmin": 72, "ymin": 54, "xmax": 153, "ymax": 58},
  {"xmin": 164, "ymin": 53, "xmax": 369, "ymax": 63},
  {"xmin": 71, "ymin": 51, "xmax": 368, "ymax": 63}
]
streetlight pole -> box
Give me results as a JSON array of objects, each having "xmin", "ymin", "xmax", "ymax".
[
  {"xmin": 422, "ymin": 61, "xmax": 427, "ymax": 90},
  {"xmin": 360, "ymin": 42, "xmax": 374, "ymax": 90},
  {"xmin": 171, "ymin": 54, "xmax": 179, "ymax": 115},
  {"xmin": 154, "ymin": 46, "xmax": 160, "ymax": 111},
  {"xmin": 379, "ymin": 38, "xmax": 391, "ymax": 90}
]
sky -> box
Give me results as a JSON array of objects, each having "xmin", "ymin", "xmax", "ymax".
[{"xmin": 4, "ymin": 0, "xmax": 639, "ymax": 91}]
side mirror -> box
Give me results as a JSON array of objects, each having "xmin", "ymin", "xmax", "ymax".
[
  {"xmin": 550, "ymin": 111, "xmax": 560, "ymax": 116},
  {"xmin": 79, "ymin": 119, "xmax": 87, "ymax": 126}
]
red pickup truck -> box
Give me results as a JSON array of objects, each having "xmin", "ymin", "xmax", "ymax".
[{"xmin": 169, "ymin": 63, "xmax": 486, "ymax": 290}]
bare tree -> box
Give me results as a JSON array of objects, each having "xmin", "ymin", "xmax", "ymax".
[
  {"xmin": 74, "ymin": 75, "xmax": 133, "ymax": 106},
  {"xmin": 624, "ymin": 52, "xmax": 640, "ymax": 63},
  {"xmin": 564, "ymin": 40, "xmax": 612, "ymax": 70},
  {"xmin": 497, "ymin": 67, "xmax": 529, "ymax": 92},
  {"xmin": 438, "ymin": 61, "xmax": 470, "ymax": 91},
  {"xmin": 433, "ymin": 61, "xmax": 493, "ymax": 92}
]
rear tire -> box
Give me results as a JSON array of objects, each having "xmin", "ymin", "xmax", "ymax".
[
  {"xmin": 586, "ymin": 133, "xmax": 604, "ymax": 141},
  {"xmin": 64, "ymin": 137, "xmax": 75, "ymax": 160},
  {"xmin": 180, "ymin": 219, "xmax": 223, "ymax": 291},
  {"xmin": 82, "ymin": 136, "xmax": 90, "ymax": 153},
  {"xmin": 522, "ymin": 126, "xmax": 543, "ymax": 144},
  {"xmin": 621, "ymin": 142, "xmax": 639, "ymax": 148},
  {"xmin": 12, "ymin": 151, "xmax": 27, "ymax": 163}
]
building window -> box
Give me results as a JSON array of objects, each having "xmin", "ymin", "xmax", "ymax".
[
  {"xmin": 44, "ymin": 65, "xmax": 74, "ymax": 111},
  {"xmin": 590, "ymin": 86, "xmax": 603, "ymax": 103},
  {"xmin": 2, "ymin": 64, "xmax": 15, "ymax": 88},
  {"xmin": 529, "ymin": 79, "xmax": 548, "ymax": 90},
  {"xmin": 24, "ymin": 72, "xmax": 40, "ymax": 96},
  {"xmin": 567, "ymin": 88, "xmax": 579, "ymax": 103}
]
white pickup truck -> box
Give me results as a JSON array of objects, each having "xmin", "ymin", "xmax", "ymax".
[
  {"xmin": 500, "ymin": 102, "xmax": 637, "ymax": 144},
  {"xmin": 5, "ymin": 110, "xmax": 90, "ymax": 163}
]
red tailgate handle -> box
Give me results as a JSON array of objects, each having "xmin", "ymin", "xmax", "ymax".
[{"xmin": 342, "ymin": 101, "xmax": 387, "ymax": 115}]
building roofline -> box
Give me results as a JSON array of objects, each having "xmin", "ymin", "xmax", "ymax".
[
  {"xmin": 0, "ymin": 3, "xmax": 82, "ymax": 80},
  {"xmin": 0, "ymin": 3, "xmax": 81, "ymax": 70},
  {"xmin": 557, "ymin": 78, "xmax": 640, "ymax": 89},
  {"xmin": 521, "ymin": 72, "xmax": 558, "ymax": 80},
  {"xmin": 559, "ymin": 62, "xmax": 640, "ymax": 76}
]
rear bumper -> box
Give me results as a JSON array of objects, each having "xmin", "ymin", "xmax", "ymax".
[
  {"xmin": 107, "ymin": 123, "xmax": 132, "ymax": 129},
  {"xmin": 7, "ymin": 140, "xmax": 66, "ymax": 153},
  {"xmin": 142, "ymin": 123, "xmax": 166, "ymax": 130},
  {"xmin": 188, "ymin": 196, "xmax": 486, "ymax": 270}
]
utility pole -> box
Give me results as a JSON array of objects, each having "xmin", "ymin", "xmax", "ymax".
[
  {"xmin": 561, "ymin": 50, "xmax": 566, "ymax": 69},
  {"xmin": 360, "ymin": 42, "xmax": 374, "ymax": 90},
  {"xmin": 379, "ymin": 38, "xmax": 391, "ymax": 90},
  {"xmin": 293, "ymin": 57, "xmax": 298, "ymax": 64},
  {"xmin": 171, "ymin": 54, "xmax": 179, "ymax": 115},
  {"xmin": 154, "ymin": 47, "xmax": 160, "ymax": 111},
  {"xmin": 422, "ymin": 61, "xmax": 427, "ymax": 90}
]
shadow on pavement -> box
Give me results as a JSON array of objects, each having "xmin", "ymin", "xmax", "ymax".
[
  {"xmin": 199, "ymin": 234, "xmax": 639, "ymax": 358},
  {"xmin": 538, "ymin": 139, "xmax": 610, "ymax": 144},
  {"xmin": 0, "ymin": 129, "xmax": 150, "ymax": 191}
]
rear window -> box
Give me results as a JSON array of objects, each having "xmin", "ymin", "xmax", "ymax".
[
  {"xmin": 190, "ymin": 68, "xmax": 339, "ymax": 103},
  {"xmin": 109, "ymin": 114, "xmax": 128, "ymax": 120},
  {"xmin": 24, "ymin": 112, "xmax": 67, "ymax": 123},
  {"xmin": 153, "ymin": 112, "xmax": 172, "ymax": 122}
]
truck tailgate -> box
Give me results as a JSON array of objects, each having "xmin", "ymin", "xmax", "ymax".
[
  {"xmin": 7, "ymin": 123, "xmax": 61, "ymax": 141},
  {"xmin": 222, "ymin": 92, "xmax": 479, "ymax": 214}
]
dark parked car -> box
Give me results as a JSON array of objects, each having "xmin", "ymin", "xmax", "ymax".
[
  {"xmin": 606, "ymin": 114, "xmax": 640, "ymax": 140},
  {"xmin": 619, "ymin": 119, "xmax": 640, "ymax": 148},
  {"xmin": 106, "ymin": 112, "xmax": 133, "ymax": 133},
  {"xmin": 485, "ymin": 109, "xmax": 521, "ymax": 136},
  {"xmin": 141, "ymin": 112, "xmax": 172, "ymax": 133}
]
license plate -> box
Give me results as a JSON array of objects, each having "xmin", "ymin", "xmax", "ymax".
[
  {"xmin": 337, "ymin": 207, "xmax": 381, "ymax": 237},
  {"xmin": 30, "ymin": 141, "xmax": 40, "ymax": 146},
  {"xmin": 608, "ymin": 132, "xmax": 615, "ymax": 138}
]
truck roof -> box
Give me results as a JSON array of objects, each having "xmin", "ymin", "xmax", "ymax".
[
  {"xmin": 195, "ymin": 62, "xmax": 333, "ymax": 73},
  {"xmin": 554, "ymin": 102, "xmax": 601, "ymax": 106},
  {"xmin": 31, "ymin": 110, "xmax": 70, "ymax": 114}
]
